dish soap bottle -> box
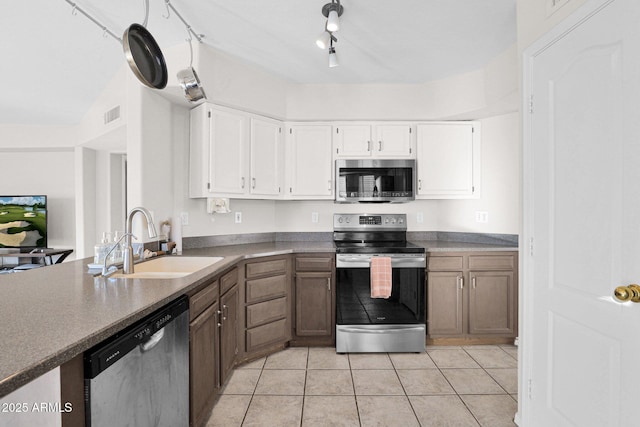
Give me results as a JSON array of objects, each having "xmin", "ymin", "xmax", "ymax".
[{"xmin": 93, "ymin": 232, "xmax": 111, "ymax": 264}]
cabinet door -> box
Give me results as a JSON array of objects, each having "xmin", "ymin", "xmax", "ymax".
[
  {"xmin": 208, "ymin": 107, "xmax": 247, "ymax": 195},
  {"xmin": 250, "ymin": 118, "xmax": 282, "ymax": 196},
  {"xmin": 416, "ymin": 122, "xmax": 479, "ymax": 198},
  {"xmin": 427, "ymin": 271, "xmax": 464, "ymax": 336},
  {"xmin": 334, "ymin": 125, "xmax": 372, "ymax": 157},
  {"xmin": 374, "ymin": 124, "xmax": 414, "ymax": 158},
  {"xmin": 287, "ymin": 125, "xmax": 333, "ymax": 198},
  {"xmin": 295, "ymin": 272, "xmax": 333, "ymax": 336},
  {"xmin": 190, "ymin": 301, "xmax": 219, "ymax": 427},
  {"xmin": 220, "ymin": 285, "xmax": 239, "ymax": 385},
  {"xmin": 468, "ymin": 271, "xmax": 516, "ymax": 335}
]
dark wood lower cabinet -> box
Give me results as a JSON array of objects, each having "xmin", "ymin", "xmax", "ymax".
[
  {"xmin": 427, "ymin": 251, "xmax": 518, "ymax": 344},
  {"xmin": 189, "ymin": 301, "xmax": 219, "ymax": 427},
  {"xmin": 291, "ymin": 254, "xmax": 335, "ymax": 346},
  {"xmin": 295, "ymin": 272, "xmax": 333, "ymax": 336},
  {"xmin": 220, "ymin": 284, "xmax": 238, "ymax": 385}
]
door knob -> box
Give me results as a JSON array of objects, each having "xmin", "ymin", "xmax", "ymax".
[{"xmin": 613, "ymin": 284, "xmax": 640, "ymax": 302}]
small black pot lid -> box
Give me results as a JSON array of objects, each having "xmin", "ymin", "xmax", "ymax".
[{"xmin": 123, "ymin": 23, "xmax": 168, "ymax": 89}]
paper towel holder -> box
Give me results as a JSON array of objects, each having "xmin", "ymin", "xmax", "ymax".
[{"xmin": 207, "ymin": 198, "xmax": 231, "ymax": 214}]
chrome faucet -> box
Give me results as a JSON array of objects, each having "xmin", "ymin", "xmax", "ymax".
[
  {"xmin": 101, "ymin": 207, "xmax": 157, "ymax": 277},
  {"xmin": 123, "ymin": 207, "xmax": 157, "ymax": 274}
]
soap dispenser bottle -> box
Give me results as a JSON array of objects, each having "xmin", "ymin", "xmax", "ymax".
[{"xmin": 93, "ymin": 232, "xmax": 111, "ymax": 264}]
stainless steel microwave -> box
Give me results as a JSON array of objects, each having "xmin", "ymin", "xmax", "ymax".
[{"xmin": 335, "ymin": 159, "xmax": 415, "ymax": 203}]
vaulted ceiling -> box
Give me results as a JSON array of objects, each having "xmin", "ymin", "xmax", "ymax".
[{"xmin": 1, "ymin": 0, "xmax": 516, "ymax": 125}]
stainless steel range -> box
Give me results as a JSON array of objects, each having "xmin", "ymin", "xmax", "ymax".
[{"xmin": 334, "ymin": 213, "xmax": 426, "ymax": 353}]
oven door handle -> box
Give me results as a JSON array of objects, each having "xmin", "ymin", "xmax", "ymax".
[
  {"xmin": 336, "ymin": 256, "xmax": 425, "ymax": 268},
  {"xmin": 339, "ymin": 326, "xmax": 425, "ymax": 334}
]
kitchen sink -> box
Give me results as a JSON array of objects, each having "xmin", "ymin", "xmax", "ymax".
[{"xmin": 110, "ymin": 256, "xmax": 224, "ymax": 279}]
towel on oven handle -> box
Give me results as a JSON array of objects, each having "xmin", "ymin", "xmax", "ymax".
[{"xmin": 370, "ymin": 256, "xmax": 392, "ymax": 299}]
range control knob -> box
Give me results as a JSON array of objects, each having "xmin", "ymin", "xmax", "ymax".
[
  {"xmin": 391, "ymin": 218, "xmax": 397, "ymax": 224},
  {"xmin": 338, "ymin": 217, "xmax": 343, "ymax": 223},
  {"xmin": 399, "ymin": 218, "xmax": 404, "ymax": 224},
  {"xmin": 346, "ymin": 217, "xmax": 351, "ymax": 223}
]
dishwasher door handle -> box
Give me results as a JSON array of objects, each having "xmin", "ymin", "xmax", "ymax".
[{"xmin": 140, "ymin": 328, "xmax": 165, "ymax": 352}]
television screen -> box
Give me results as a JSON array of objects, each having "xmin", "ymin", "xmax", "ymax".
[{"xmin": 0, "ymin": 196, "xmax": 47, "ymax": 249}]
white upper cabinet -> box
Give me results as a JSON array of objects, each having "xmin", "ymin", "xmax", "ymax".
[
  {"xmin": 286, "ymin": 124, "xmax": 333, "ymax": 199},
  {"xmin": 416, "ymin": 122, "xmax": 480, "ymax": 199},
  {"xmin": 189, "ymin": 103, "xmax": 284, "ymax": 199},
  {"xmin": 190, "ymin": 104, "xmax": 246, "ymax": 198},
  {"xmin": 250, "ymin": 117, "xmax": 283, "ymax": 196},
  {"xmin": 333, "ymin": 123, "xmax": 414, "ymax": 158}
]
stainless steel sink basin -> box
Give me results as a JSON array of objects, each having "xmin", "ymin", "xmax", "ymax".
[{"xmin": 110, "ymin": 256, "xmax": 224, "ymax": 279}]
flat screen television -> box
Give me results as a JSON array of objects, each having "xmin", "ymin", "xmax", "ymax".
[{"xmin": 0, "ymin": 196, "xmax": 47, "ymax": 249}]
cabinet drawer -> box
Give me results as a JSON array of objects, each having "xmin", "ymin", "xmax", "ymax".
[
  {"xmin": 220, "ymin": 268, "xmax": 238, "ymax": 296},
  {"xmin": 428, "ymin": 256, "xmax": 464, "ymax": 271},
  {"xmin": 246, "ymin": 275, "xmax": 287, "ymax": 303},
  {"xmin": 295, "ymin": 256, "xmax": 333, "ymax": 272},
  {"xmin": 246, "ymin": 297, "xmax": 287, "ymax": 328},
  {"xmin": 246, "ymin": 258, "xmax": 287, "ymax": 278},
  {"xmin": 468, "ymin": 254, "xmax": 515, "ymax": 270},
  {"xmin": 190, "ymin": 281, "xmax": 219, "ymax": 321},
  {"xmin": 246, "ymin": 318, "xmax": 288, "ymax": 352}
]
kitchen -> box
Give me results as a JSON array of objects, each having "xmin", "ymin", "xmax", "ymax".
[{"xmin": 1, "ymin": 0, "xmax": 636, "ymax": 426}]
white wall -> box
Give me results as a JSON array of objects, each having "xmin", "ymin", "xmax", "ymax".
[
  {"xmin": 286, "ymin": 45, "xmax": 517, "ymax": 121},
  {"xmin": 517, "ymin": 0, "xmax": 589, "ymax": 51},
  {"xmin": 0, "ymin": 148, "xmax": 76, "ymax": 253},
  {"xmin": 0, "ymin": 368, "xmax": 62, "ymax": 427}
]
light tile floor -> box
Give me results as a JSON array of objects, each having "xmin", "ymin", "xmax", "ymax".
[{"xmin": 206, "ymin": 345, "xmax": 517, "ymax": 427}]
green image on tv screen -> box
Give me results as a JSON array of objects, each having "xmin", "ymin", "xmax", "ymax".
[{"xmin": 0, "ymin": 196, "xmax": 47, "ymax": 248}]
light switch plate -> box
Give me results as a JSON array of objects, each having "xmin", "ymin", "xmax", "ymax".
[
  {"xmin": 180, "ymin": 212, "xmax": 189, "ymax": 226},
  {"xmin": 416, "ymin": 212, "xmax": 424, "ymax": 223},
  {"xmin": 311, "ymin": 212, "xmax": 319, "ymax": 223}
]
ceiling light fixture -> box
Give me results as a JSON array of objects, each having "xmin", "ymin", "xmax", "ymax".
[
  {"xmin": 328, "ymin": 45, "xmax": 338, "ymax": 68},
  {"xmin": 322, "ymin": 0, "xmax": 344, "ymax": 33},
  {"xmin": 317, "ymin": 0, "xmax": 344, "ymax": 68}
]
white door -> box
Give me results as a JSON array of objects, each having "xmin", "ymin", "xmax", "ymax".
[
  {"xmin": 250, "ymin": 118, "xmax": 282, "ymax": 196},
  {"xmin": 209, "ymin": 108, "xmax": 246, "ymax": 195},
  {"xmin": 334, "ymin": 125, "xmax": 372, "ymax": 157},
  {"xmin": 287, "ymin": 125, "xmax": 333, "ymax": 198},
  {"xmin": 374, "ymin": 124, "xmax": 413, "ymax": 158},
  {"xmin": 416, "ymin": 123, "xmax": 476, "ymax": 197},
  {"xmin": 523, "ymin": 0, "xmax": 640, "ymax": 426}
]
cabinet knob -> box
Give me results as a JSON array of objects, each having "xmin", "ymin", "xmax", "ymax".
[{"xmin": 614, "ymin": 284, "xmax": 640, "ymax": 302}]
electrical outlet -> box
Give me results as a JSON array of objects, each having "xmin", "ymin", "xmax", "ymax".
[
  {"xmin": 235, "ymin": 212, "xmax": 242, "ymax": 223},
  {"xmin": 311, "ymin": 212, "xmax": 319, "ymax": 223},
  {"xmin": 180, "ymin": 212, "xmax": 189, "ymax": 226},
  {"xmin": 475, "ymin": 211, "xmax": 489, "ymax": 223},
  {"xmin": 416, "ymin": 212, "xmax": 424, "ymax": 223}
]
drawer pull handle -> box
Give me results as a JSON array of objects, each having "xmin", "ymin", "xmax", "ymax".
[{"xmin": 327, "ymin": 277, "xmax": 331, "ymax": 291}]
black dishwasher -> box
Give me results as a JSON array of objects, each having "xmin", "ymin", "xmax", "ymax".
[{"xmin": 84, "ymin": 296, "xmax": 189, "ymax": 427}]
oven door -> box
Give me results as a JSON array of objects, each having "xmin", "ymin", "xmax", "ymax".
[{"xmin": 335, "ymin": 253, "xmax": 426, "ymax": 352}]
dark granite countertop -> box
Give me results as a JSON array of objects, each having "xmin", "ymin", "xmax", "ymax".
[{"xmin": 0, "ymin": 237, "xmax": 516, "ymax": 398}]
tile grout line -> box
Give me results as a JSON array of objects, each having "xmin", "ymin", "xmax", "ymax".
[
  {"xmin": 463, "ymin": 346, "xmax": 513, "ymax": 396},
  {"xmin": 346, "ymin": 352, "xmax": 363, "ymax": 427},
  {"xmin": 389, "ymin": 352, "xmax": 426, "ymax": 427},
  {"xmin": 429, "ymin": 348, "xmax": 483, "ymax": 427}
]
